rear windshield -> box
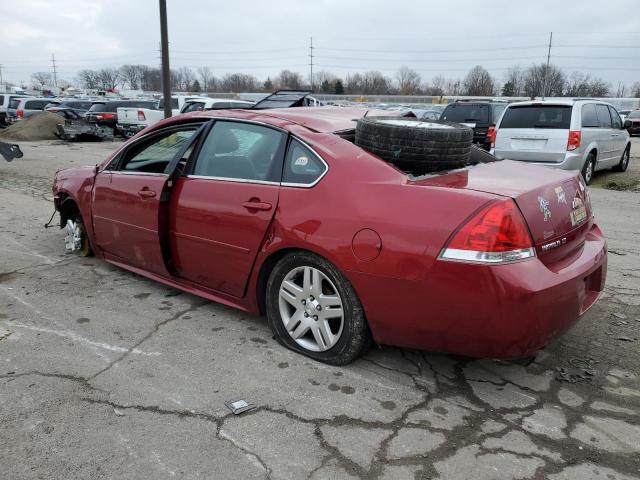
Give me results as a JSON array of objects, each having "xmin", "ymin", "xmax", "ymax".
[
  {"xmin": 158, "ymin": 98, "xmax": 179, "ymax": 109},
  {"xmin": 499, "ymin": 105, "xmax": 572, "ymax": 129},
  {"xmin": 24, "ymin": 100, "xmax": 50, "ymax": 110},
  {"xmin": 89, "ymin": 101, "xmax": 156, "ymax": 113},
  {"xmin": 441, "ymin": 104, "xmax": 489, "ymax": 124}
]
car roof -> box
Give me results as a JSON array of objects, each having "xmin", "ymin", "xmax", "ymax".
[{"xmin": 191, "ymin": 106, "xmax": 389, "ymax": 133}]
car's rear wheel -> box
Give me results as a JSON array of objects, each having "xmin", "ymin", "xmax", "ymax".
[
  {"xmin": 581, "ymin": 152, "xmax": 596, "ymax": 185},
  {"xmin": 266, "ymin": 251, "xmax": 371, "ymax": 365},
  {"xmin": 613, "ymin": 145, "xmax": 630, "ymax": 172}
]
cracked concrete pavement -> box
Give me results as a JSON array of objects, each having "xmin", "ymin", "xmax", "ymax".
[{"xmin": 1, "ymin": 139, "xmax": 639, "ymax": 479}]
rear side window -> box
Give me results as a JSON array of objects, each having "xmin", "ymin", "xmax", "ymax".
[
  {"xmin": 182, "ymin": 102, "xmax": 205, "ymax": 113},
  {"xmin": 595, "ymin": 104, "xmax": 612, "ymax": 128},
  {"xmin": 499, "ymin": 105, "xmax": 572, "ymax": 129},
  {"xmin": 9, "ymin": 98, "xmax": 21, "ymax": 109},
  {"xmin": 441, "ymin": 104, "xmax": 489, "ymax": 123},
  {"xmin": 283, "ymin": 139, "xmax": 327, "ymax": 186},
  {"xmin": 24, "ymin": 100, "xmax": 50, "ymax": 110},
  {"xmin": 581, "ymin": 104, "xmax": 599, "ymax": 128},
  {"xmin": 88, "ymin": 103, "xmax": 107, "ymax": 112}
]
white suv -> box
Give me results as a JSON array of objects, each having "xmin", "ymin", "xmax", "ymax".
[{"xmin": 492, "ymin": 99, "xmax": 631, "ymax": 184}]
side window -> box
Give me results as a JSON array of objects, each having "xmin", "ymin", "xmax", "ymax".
[
  {"xmin": 192, "ymin": 121, "xmax": 286, "ymax": 182},
  {"xmin": 492, "ymin": 105, "xmax": 505, "ymax": 123},
  {"xmin": 608, "ymin": 106, "xmax": 622, "ymax": 129},
  {"xmin": 595, "ymin": 104, "xmax": 612, "ymax": 128},
  {"xmin": 182, "ymin": 102, "xmax": 204, "ymax": 113},
  {"xmin": 117, "ymin": 129, "xmax": 197, "ymax": 174},
  {"xmin": 283, "ymin": 139, "xmax": 327, "ymax": 186},
  {"xmin": 581, "ymin": 104, "xmax": 599, "ymax": 128}
]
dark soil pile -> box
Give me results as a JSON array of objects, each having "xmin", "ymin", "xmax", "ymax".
[{"xmin": 0, "ymin": 112, "xmax": 62, "ymax": 141}]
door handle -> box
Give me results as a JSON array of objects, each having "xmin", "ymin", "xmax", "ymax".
[
  {"xmin": 242, "ymin": 201, "xmax": 272, "ymax": 211},
  {"xmin": 611, "ymin": 133, "xmax": 620, "ymax": 136},
  {"xmin": 138, "ymin": 189, "xmax": 156, "ymax": 198}
]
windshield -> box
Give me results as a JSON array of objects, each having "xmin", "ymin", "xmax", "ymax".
[
  {"xmin": 500, "ymin": 105, "xmax": 572, "ymax": 129},
  {"xmin": 441, "ymin": 104, "xmax": 489, "ymax": 123}
]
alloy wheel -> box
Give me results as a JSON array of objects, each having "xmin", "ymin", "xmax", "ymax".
[{"xmin": 278, "ymin": 266, "xmax": 344, "ymax": 352}]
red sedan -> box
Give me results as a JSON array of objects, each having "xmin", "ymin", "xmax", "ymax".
[{"xmin": 52, "ymin": 107, "xmax": 607, "ymax": 365}]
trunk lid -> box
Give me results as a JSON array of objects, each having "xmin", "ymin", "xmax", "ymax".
[{"xmin": 412, "ymin": 160, "xmax": 593, "ymax": 265}]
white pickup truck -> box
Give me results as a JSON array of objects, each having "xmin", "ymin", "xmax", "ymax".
[{"xmin": 116, "ymin": 95, "xmax": 208, "ymax": 137}]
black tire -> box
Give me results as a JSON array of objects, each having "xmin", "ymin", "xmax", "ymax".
[
  {"xmin": 355, "ymin": 117, "xmax": 473, "ymax": 174},
  {"xmin": 613, "ymin": 145, "xmax": 630, "ymax": 172},
  {"xmin": 581, "ymin": 152, "xmax": 596, "ymax": 185},
  {"xmin": 266, "ymin": 251, "xmax": 371, "ymax": 365}
]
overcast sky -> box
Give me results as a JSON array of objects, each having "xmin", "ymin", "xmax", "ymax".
[{"xmin": 1, "ymin": 0, "xmax": 639, "ymax": 89}]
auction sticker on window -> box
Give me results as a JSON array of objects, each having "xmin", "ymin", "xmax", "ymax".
[{"xmin": 570, "ymin": 196, "xmax": 587, "ymax": 226}]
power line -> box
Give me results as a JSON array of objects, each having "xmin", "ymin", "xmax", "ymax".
[
  {"xmin": 542, "ymin": 32, "xmax": 553, "ymax": 99},
  {"xmin": 50, "ymin": 53, "xmax": 58, "ymax": 87},
  {"xmin": 309, "ymin": 36, "xmax": 314, "ymax": 92}
]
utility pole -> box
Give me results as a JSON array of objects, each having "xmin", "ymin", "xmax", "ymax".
[
  {"xmin": 541, "ymin": 32, "xmax": 552, "ymax": 99},
  {"xmin": 159, "ymin": 0, "xmax": 172, "ymax": 119},
  {"xmin": 0, "ymin": 65, "xmax": 3, "ymax": 92},
  {"xmin": 309, "ymin": 36, "xmax": 314, "ymax": 92},
  {"xmin": 50, "ymin": 53, "xmax": 58, "ymax": 87}
]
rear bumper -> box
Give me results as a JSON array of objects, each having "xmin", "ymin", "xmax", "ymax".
[
  {"xmin": 350, "ymin": 223, "xmax": 607, "ymax": 358},
  {"xmin": 492, "ymin": 150, "xmax": 585, "ymax": 171},
  {"xmin": 116, "ymin": 123, "xmax": 146, "ymax": 137}
]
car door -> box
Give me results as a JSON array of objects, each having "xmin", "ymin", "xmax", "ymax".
[
  {"xmin": 169, "ymin": 120, "xmax": 287, "ymax": 297},
  {"xmin": 594, "ymin": 104, "xmax": 614, "ymax": 165},
  {"xmin": 92, "ymin": 125, "xmax": 201, "ymax": 275},
  {"xmin": 608, "ymin": 105, "xmax": 627, "ymax": 162}
]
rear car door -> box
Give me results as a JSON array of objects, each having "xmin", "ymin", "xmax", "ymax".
[
  {"xmin": 169, "ymin": 120, "xmax": 287, "ymax": 297},
  {"xmin": 92, "ymin": 125, "xmax": 201, "ymax": 275}
]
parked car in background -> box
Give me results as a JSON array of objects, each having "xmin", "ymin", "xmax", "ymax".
[
  {"xmin": 7, "ymin": 97, "xmax": 59, "ymax": 121},
  {"xmin": 179, "ymin": 98, "xmax": 255, "ymax": 113},
  {"xmin": 86, "ymin": 99, "xmax": 158, "ymax": 135},
  {"xmin": 440, "ymin": 100, "xmax": 507, "ymax": 150},
  {"xmin": 0, "ymin": 94, "xmax": 32, "ymax": 126},
  {"xmin": 618, "ymin": 109, "xmax": 631, "ymax": 123},
  {"xmin": 625, "ymin": 110, "xmax": 640, "ymax": 136},
  {"xmin": 52, "ymin": 107, "xmax": 606, "ymax": 365},
  {"xmin": 45, "ymin": 100, "xmax": 93, "ymax": 116},
  {"xmin": 116, "ymin": 95, "xmax": 208, "ymax": 137},
  {"xmin": 492, "ymin": 100, "xmax": 631, "ymax": 184}
]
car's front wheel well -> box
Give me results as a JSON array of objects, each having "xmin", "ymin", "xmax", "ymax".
[{"xmin": 256, "ymin": 248, "xmax": 304, "ymax": 315}]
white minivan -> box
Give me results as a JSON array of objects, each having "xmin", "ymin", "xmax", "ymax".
[{"xmin": 492, "ymin": 99, "xmax": 631, "ymax": 184}]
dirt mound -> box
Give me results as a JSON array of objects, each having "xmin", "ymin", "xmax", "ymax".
[{"xmin": 0, "ymin": 112, "xmax": 63, "ymax": 141}]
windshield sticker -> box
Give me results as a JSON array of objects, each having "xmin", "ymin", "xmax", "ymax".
[
  {"xmin": 570, "ymin": 195, "xmax": 587, "ymax": 226},
  {"xmin": 538, "ymin": 196, "xmax": 551, "ymax": 222},
  {"xmin": 554, "ymin": 186, "xmax": 566, "ymax": 204},
  {"xmin": 294, "ymin": 155, "xmax": 309, "ymax": 166}
]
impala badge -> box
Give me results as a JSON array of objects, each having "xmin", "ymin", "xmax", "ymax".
[{"xmin": 538, "ymin": 196, "xmax": 551, "ymax": 222}]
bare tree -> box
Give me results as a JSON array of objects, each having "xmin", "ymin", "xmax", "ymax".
[
  {"xmin": 76, "ymin": 69, "xmax": 100, "ymax": 89},
  {"xmin": 119, "ymin": 64, "xmax": 143, "ymax": 89},
  {"xmin": 463, "ymin": 66, "xmax": 495, "ymax": 96},
  {"xmin": 502, "ymin": 66, "xmax": 525, "ymax": 97},
  {"xmin": 345, "ymin": 73, "xmax": 364, "ymax": 94},
  {"xmin": 615, "ymin": 82, "xmax": 626, "ymax": 98},
  {"xmin": 631, "ymin": 82, "xmax": 640, "ymax": 98},
  {"xmin": 177, "ymin": 66, "xmax": 196, "ymax": 91},
  {"xmin": 277, "ymin": 70, "xmax": 304, "ymax": 89},
  {"xmin": 197, "ymin": 66, "xmax": 214, "ymax": 92},
  {"xmin": 396, "ymin": 66, "xmax": 421, "ymax": 95},
  {"xmin": 523, "ymin": 63, "xmax": 565, "ymax": 98},
  {"xmin": 31, "ymin": 72, "xmax": 52, "ymax": 87},
  {"xmin": 362, "ymin": 71, "xmax": 392, "ymax": 94},
  {"xmin": 98, "ymin": 67, "xmax": 120, "ymax": 90},
  {"xmin": 425, "ymin": 75, "xmax": 446, "ymax": 96},
  {"xmin": 220, "ymin": 73, "xmax": 258, "ymax": 92}
]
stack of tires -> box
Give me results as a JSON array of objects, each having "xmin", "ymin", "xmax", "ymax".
[{"xmin": 355, "ymin": 117, "xmax": 474, "ymax": 174}]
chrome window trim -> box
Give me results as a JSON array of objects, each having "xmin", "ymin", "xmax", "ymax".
[
  {"xmin": 108, "ymin": 171, "xmax": 169, "ymax": 177},
  {"xmin": 185, "ymin": 175, "xmax": 279, "ymax": 186},
  {"xmin": 281, "ymin": 137, "xmax": 329, "ymax": 189}
]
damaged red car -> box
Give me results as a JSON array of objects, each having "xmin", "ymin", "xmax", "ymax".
[{"xmin": 52, "ymin": 107, "xmax": 607, "ymax": 365}]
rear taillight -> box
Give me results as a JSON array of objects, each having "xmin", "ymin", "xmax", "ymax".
[
  {"xmin": 487, "ymin": 125, "xmax": 497, "ymax": 148},
  {"xmin": 567, "ymin": 131, "xmax": 581, "ymax": 151},
  {"xmin": 17, "ymin": 109, "xmax": 24, "ymax": 118},
  {"xmin": 137, "ymin": 110, "xmax": 146, "ymax": 121},
  {"xmin": 102, "ymin": 113, "xmax": 116, "ymax": 120},
  {"xmin": 440, "ymin": 199, "xmax": 535, "ymax": 264}
]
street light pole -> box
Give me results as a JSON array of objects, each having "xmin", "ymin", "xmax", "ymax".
[{"xmin": 159, "ymin": 0, "xmax": 172, "ymax": 119}]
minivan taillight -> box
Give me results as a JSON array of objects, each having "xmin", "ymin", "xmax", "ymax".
[
  {"xmin": 137, "ymin": 110, "xmax": 146, "ymax": 121},
  {"xmin": 567, "ymin": 131, "xmax": 581, "ymax": 151},
  {"xmin": 487, "ymin": 125, "xmax": 497, "ymax": 148},
  {"xmin": 440, "ymin": 199, "xmax": 535, "ymax": 264},
  {"xmin": 16, "ymin": 109, "xmax": 24, "ymax": 119}
]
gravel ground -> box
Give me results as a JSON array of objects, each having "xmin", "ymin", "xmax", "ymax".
[{"xmin": 1, "ymin": 138, "xmax": 639, "ymax": 480}]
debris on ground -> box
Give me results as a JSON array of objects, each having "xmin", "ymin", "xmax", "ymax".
[
  {"xmin": 555, "ymin": 357, "xmax": 600, "ymax": 383},
  {"xmin": 0, "ymin": 112, "xmax": 63, "ymax": 141},
  {"xmin": 56, "ymin": 121, "xmax": 114, "ymax": 142},
  {"xmin": 224, "ymin": 398, "xmax": 255, "ymax": 415},
  {"xmin": 0, "ymin": 141, "xmax": 23, "ymax": 162}
]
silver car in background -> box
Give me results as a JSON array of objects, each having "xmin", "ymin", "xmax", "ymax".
[{"xmin": 492, "ymin": 99, "xmax": 631, "ymax": 184}]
